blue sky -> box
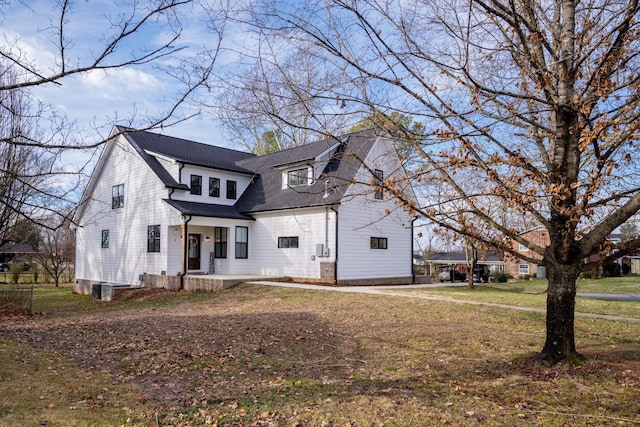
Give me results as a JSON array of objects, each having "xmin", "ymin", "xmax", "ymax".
[{"xmin": 0, "ymin": 0, "xmax": 235, "ymax": 149}]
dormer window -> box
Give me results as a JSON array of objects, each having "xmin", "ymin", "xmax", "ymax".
[{"xmin": 285, "ymin": 167, "xmax": 313, "ymax": 188}]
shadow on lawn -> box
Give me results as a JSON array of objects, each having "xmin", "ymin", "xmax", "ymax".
[{"xmin": 2, "ymin": 299, "xmax": 639, "ymax": 424}]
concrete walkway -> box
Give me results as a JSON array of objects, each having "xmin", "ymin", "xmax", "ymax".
[{"xmin": 246, "ymin": 281, "xmax": 640, "ymax": 323}]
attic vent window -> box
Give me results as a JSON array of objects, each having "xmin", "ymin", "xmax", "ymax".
[{"xmin": 286, "ymin": 167, "xmax": 312, "ymax": 187}]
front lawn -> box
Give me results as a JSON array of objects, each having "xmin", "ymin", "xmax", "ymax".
[{"xmin": 0, "ymin": 283, "xmax": 638, "ymax": 426}]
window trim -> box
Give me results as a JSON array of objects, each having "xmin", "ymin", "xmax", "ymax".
[
  {"xmin": 286, "ymin": 167, "xmax": 312, "ymax": 187},
  {"xmin": 278, "ymin": 236, "xmax": 299, "ymax": 248},
  {"xmin": 370, "ymin": 237, "xmax": 388, "ymax": 249},
  {"xmin": 235, "ymin": 226, "xmax": 248, "ymax": 259},
  {"xmin": 147, "ymin": 225, "xmax": 161, "ymax": 253},
  {"xmin": 190, "ymin": 174, "xmax": 202, "ymax": 195},
  {"xmin": 112, "ymin": 184, "xmax": 124, "ymax": 209},
  {"xmin": 226, "ymin": 180, "xmax": 237, "ymax": 199},
  {"xmin": 214, "ymin": 227, "xmax": 228, "ymax": 258},
  {"xmin": 101, "ymin": 230, "xmax": 109, "ymax": 248},
  {"xmin": 518, "ymin": 264, "xmax": 530, "ymax": 275},
  {"xmin": 209, "ymin": 177, "xmax": 220, "ymax": 197}
]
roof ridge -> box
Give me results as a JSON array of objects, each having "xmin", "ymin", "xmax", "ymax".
[{"xmin": 130, "ymin": 129, "xmax": 256, "ymax": 157}]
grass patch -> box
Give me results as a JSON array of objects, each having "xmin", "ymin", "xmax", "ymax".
[{"xmin": 0, "ymin": 283, "xmax": 638, "ymax": 426}]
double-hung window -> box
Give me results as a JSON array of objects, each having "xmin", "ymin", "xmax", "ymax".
[
  {"xmin": 227, "ymin": 180, "xmax": 237, "ymax": 199},
  {"xmin": 147, "ymin": 225, "xmax": 161, "ymax": 252},
  {"xmin": 214, "ymin": 227, "xmax": 228, "ymax": 258},
  {"xmin": 209, "ymin": 177, "xmax": 220, "ymax": 197},
  {"xmin": 112, "ymin": 184, "xmax": 124, "ymax": 209},
  {"xmin": 518, "ymin": 264, "xmax": 530, "ymax": 275},
  {"xmin": 190, "ymin": 175, "xmax": 202, "ymax": 195},
  {"xmin": 235, "ymin": 226, "xmax": 248, "ymax": 259}
]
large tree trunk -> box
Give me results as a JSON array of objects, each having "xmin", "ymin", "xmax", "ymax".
[{"xmin": 538, "ymin": 262, "xmax": 584, "ymax": 363}]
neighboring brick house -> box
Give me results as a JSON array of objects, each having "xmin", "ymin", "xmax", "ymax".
[{"xmin": 503, "ymin": 227, "xmax": 550, "ymax": 278}]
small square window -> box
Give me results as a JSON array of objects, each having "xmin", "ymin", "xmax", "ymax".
[
  {"xmin": 190, "ymin": 175, "xmax": 202, "ymax": 195},
  {"xmin": 278, "ymin": 236, "xmax": 299, "ymax": 248},
  {"xmin": 112, "ymin": 184, "xmax": 124, "ymax": 209},
  {"xmin": 227, "ymin": 180, "xmax": 237, "ymax": 199},
  {"xmin": 518, "ymin": 242, "xmax": 528, "ymax": 251},
  {"xmin": 101, "ymin": 230, "xmax": 109, "ymax": 248},
  {"xmin": 370, "ymin": 237, "xmax": 388, "ymax": 249},
  {"xmin": 209, "ymin": 177, "xmax": 220, "ymax": 197},
  {"xmin": 518, "ymin": 264, "xmax": 530, "ymax": 275}
]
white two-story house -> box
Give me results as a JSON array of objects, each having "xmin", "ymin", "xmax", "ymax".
[{"xmin": 72, "ymin": 126, "xmax": 417, "ymax": 293}]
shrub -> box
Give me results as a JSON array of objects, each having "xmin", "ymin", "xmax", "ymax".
[
  {"xmin": 9, "ymin": 263, "xmax": 24, "ymax": 284},
  {"xmin": 581, "ymin": 269, "xmax": 600, "ymax": 279},
  {"xmin": 493, "ymin": 272, "xmax": 512, "ymax": 283},
  {"xmin": 603, "ymin": 262, "xmax": 621, "ymax": 277}
]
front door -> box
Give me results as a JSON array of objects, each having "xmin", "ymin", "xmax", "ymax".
[{"xmin": 188, "ymin": 233, "xmax": 201, "ymax": 270}]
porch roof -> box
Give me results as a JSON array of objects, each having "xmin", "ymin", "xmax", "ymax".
[
  {"xmin": 427, "ymin": 251, "xmax": 504, "ymax": 265},
  {"xmin": 163, "ymin": 199, "xmax": 254, "ymax": 220}
]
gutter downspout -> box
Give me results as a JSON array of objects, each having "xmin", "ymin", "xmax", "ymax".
[
  {"xmin": 331, "ymin": 206, "xmax": 339, "ymax": 285},
  {"xmin": 180, "ymin": 215, "xmax": 192, "ymax": 290},
  {"xmin": 411, "ymin": 216, "xmax": 419, "ymax": 284}
]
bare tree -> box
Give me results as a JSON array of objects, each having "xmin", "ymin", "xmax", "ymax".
[
  {"xmin": 208, "ymin": 33, "xmax": 352, "ymax": 151},
  {"xmin": 0, "ymin": 63, "xmax": 60, "ymax": 242},
  {"xmin": 238, "ymin": 0, "xmax": 640, "ymax": 363},
  {"xmin": 33, "ymin": 214, "xmax": 75, "ymax": 287},
  {"xmin": 1, "ymin": 0, "xmax": 224, "ymax": 231}
]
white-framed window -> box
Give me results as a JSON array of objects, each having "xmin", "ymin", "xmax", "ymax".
[
  {"xmin": 518, "ymin": 264, "xmax": 530, "ymax": 275},
  {"xmin": 518, "ymin": 242, "xmax": 528, "ymax": 251},
  {"xmin": 284, "ymin": 167, "xmax": 313, "ymax": 188}
]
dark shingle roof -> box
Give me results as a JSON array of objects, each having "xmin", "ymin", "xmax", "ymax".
[
  {"xmin": 122, "ymin": 128, "xmax": 256, "ymax": 175},
  {"xmin": 427, "ymin": 251, "xmax": 504, "ymax": 263},
  {"xmin": 163, "ymin": 199, "xmax": 254, "ymax": 220},
  {"xmin": 235, "ymin": 131, "xmax": 377, "ymax": 213},
  {"xmin": 120, "ymin": 127, "xmax": 381, "ymax": 215},
  {"xmin": 0, "ymin": 242, "xmax": 37, "ymax": 254}
]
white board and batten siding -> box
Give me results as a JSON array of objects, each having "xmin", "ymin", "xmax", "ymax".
[
  {"xmin": 250, "ymin": 208, "xmax": 336, "ymax": 279},
  {"xmin": 173, "ymin": 164, "xmax": 253, "ymax": 206},
  {"xmin": 75, "ymin": 136, "xmax": 180, "ymax": 286},
  {"xmin": 337, "ymin": 136, "xmax": 414, "ymax": 281}
]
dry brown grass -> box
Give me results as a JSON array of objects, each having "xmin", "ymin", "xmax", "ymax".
[{"xmin": 0, "ymin": 283, "xmax": 638, "ymax": 426}]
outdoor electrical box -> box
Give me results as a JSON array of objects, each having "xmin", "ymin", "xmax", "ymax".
[{"xmin": 316, "ymin": 244, "xmax": 330, "ymax": 257}]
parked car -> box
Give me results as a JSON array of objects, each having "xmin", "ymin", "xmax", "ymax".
[
  {"xmin": 472, "ymin": 265, "xmax": 490, "ymax": 283},
  {"xmin": 0, "ymin": 262, "xmax": 9, "ymax": 272},
  {"xmin": 438, "ymin": 265, "xmax": 467, "ymax": 282},
  {"xmin": 7, "ymin": 259, "xmax": 31, "ymax": 270}
]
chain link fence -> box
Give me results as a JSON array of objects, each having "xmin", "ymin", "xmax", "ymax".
[{"xmin": 0, "ymin": 285, "xmax": 34, "ymax": 315}]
